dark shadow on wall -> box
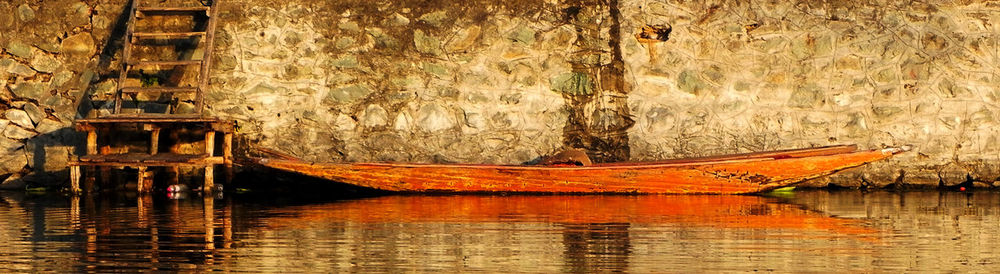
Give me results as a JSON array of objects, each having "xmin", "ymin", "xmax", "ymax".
[
  {"xmin": 557, "ymin": 0, "xmax": 634, "ymax": 163},
  {"xmin": 77, "ymin": 0, "xmax": 135, "ymax": 119},
  {"xmin": 13, "ymin": 127, "xmax": 87, "ymax": 188}
]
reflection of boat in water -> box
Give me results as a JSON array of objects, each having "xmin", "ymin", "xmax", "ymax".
[
  {"xmin": 258, "ymin": 195, "xmax": 876, "ymax": 236},
  {"xmin": 254, "ymin": 145, "xmax": 906, "ymax": 194}
]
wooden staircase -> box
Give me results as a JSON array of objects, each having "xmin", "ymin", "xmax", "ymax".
[
  {"xmin": 70, "ymin": 0, "xmax": 233, "ymax": 194},
  {"xmin": 113, "ymin": 0, "xmax": 221, "ymax": 116}
]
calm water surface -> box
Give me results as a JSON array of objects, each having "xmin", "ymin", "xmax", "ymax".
[{"xmin": 1, "ymin": 190, "xmax": 999, "ymax": 272}]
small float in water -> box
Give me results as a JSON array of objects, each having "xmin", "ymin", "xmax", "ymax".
[{"xmin": 253, "ymin": 144, "xmax": 907, "ymax": 194}]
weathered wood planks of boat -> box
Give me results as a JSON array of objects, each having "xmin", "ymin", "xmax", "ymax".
[{"xmin": 253, "ymin": 144, "xmax": 907, "ymax": 194}]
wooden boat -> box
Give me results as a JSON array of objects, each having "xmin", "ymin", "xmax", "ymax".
[{"xmin": 254, "ymin": 144, "xmax": 907, "ymax": 194}]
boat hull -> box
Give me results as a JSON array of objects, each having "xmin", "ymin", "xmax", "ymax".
[{"xmin": 256, "ymin": 146, "xmax": 905, "ymax": 194}]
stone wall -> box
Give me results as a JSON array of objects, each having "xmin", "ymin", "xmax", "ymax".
[
  {"xmin": 0, "ymin": 0, "xmax": 111, "ymax": 188},
  {"xmin": 1, "ymin": 0, "xmax": 998, "ymax": 189},
  {"xmin": 618, "ymin": 0, "xmax": 1000, "ymax": 186}
]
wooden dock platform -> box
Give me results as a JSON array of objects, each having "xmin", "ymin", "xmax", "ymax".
[{"xmin": 69, "ymin": 117, "xmax": 234, "ymax": 194}]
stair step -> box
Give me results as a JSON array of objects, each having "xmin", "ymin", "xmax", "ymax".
[
  {"xmin": 137, "ymin": 7, "xmax": 210, "ymax": 15},
  {"xmin": 130, "ymin": 60, "xmax": 203, "ymax": 66},
  {"xmin": 133, "ymin": 32, "xmax": 206, "ymax": 39},
  {"xmin": 121, "ymin": 87, "xmax": 199, "ymax": 94}
]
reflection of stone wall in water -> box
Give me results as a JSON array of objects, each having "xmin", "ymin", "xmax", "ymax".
[{"xmin": 1, "ymin": 0, "xmax": 999, "ymax": 188}]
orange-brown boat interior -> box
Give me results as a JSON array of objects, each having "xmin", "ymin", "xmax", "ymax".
[{"xmin": 255, "ymin": 145, "xmax": 906, "ymax": 194}]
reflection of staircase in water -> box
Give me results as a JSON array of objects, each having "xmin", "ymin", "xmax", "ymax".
[{"xmin": 68, "ymin": 195, "xmax": 234, "ymax": 268}]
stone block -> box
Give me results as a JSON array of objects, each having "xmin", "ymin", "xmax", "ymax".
[
  {"xmin": 41, "ymin": 146, "xmax": 70, "ymax": 172},
  {"xmin": 331, "ymin": 113, "xmax": 356, "ymax": 132},
  {"xmin": 338, "ymin": 21, "xmax": 360, "ymax": 32},
  {"xmin": 5, "ymin": 109, "xmax": 34, "ymax": 129},
  {"xmin": 367, "ymin": 28, "xmax": 399, "ymax": 50},
  {"xmin": 29, "ymin": 54, "xmax": 61, "ymax": 73},
  {"xmin": 389, "ymin": 13, "xmax": 410, "ymax": 26},
  {"xmin": 872, "ymin": 106, "xmax": 904, "ymax": 120},
  {"xmin": 414, "ymin": 29, "xmax": 442, "ymax": 56},
  {"xmin": 282, "ymin": 31, "xmax": 302, "ymax": 46},
  {"xmin": 508, "ymin": 26, "xmax": 536, "ymax": 46},
  {"xmin": 61, "ymin": 33, "xmax": 96, "ymax": 57},
  {"xmin": 393, "ymin": 112, "xmax": 412, "ymax": 131},
  {"xmin": 11, "ymin": 82, "xmax": 48, "ymax": 99},
  {"xmin": 334, "ymin": 37, "xmax": 355, "ymax": 50},
  {"xmin": 68, "ymin": 1, "xmax": 91, "ymax": 27},
  {"xmin": 324, "ymin": 84, "xmax": 373, "ymax": 104},
  {"xmin": 34, "ymin": 119, "xmax": 63, "ymax": 135},
  {"xmin": 17, "ymin": 4, "xmax": 35, "ymax": 22},
  {"xmin": 676, "ymin": 70, "xmax": 706, "ymax": 95},
  {"xmin": 5, "ymin": 40, "xmax": 33, "ymax": 59},
  {"xmin": 50, "ymin": 71, "xmax": 75, "ymax": 89},
  {"xmin": 550, "ymin": 72, "xmax": 593, "ymax": 96},
  {"xmin": 330, "ymin": 56, "xmax": 358, "ymax": 69},
  {"xmin": 418, "ymin": 10, "xmax": 448, "ymax": 27},
  {"xmin": 463, "ymin": 111, "xmax": 487, "ymax": 129},
  {"xmin": 446, "ymin": 25, "xmax": 481, "ymax": 53},
  {"xmin": 360, "ymin": 104, "xmax": 389, "ymax": 127},
  {"xmin": 787, "ymin": 84, "xmax": 824, "ymax": 109},
  {"xmin": 42, "ymin": 95, "xmax": 73, "ymax": 113},
  {"xmin": 22, "ymin": 103, "xmax": 44, "ymax": 125},
  {"xmin": 422, "ymin": 62, "xmax": 448, "ymax": 78},
  {"xmin": 0, "ymin": 128, "xmax": 23, "ymax": 153},
  {"xmin": 0, "ymin": 173, "xmax": 26, "ymax": 190},
  {"xmin": 7, "ymin": 62, "xmax": 36, "ymax": 77},
  {"xmin": 3, "ymin": 125, "xmax": 36, "ymax": 140}
]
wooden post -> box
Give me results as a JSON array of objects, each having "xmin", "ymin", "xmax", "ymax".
[
  {"xmin": 204, "ymin": 166, "xmax": 214, "ymax": 193},
  {"xmin": 70, "ymin": 166, "xmax": 81, "ymax": 194},
  {"xmin": 86, "ymin": 130, "xmax": 98, "ymax": 155},
  {"xmin": 223, "ymin": 132, "xmax": 233, "ymax": 184},
  {"xmin": 99, "ymin": 167, "xmax": 111, "ymax": 189},
  {"xmin": 204, "ymin": 130, "xmax": 216, "ymax": 193},
  {"xmin": 150, "ymin": 128, "xmax": 161, "ymax": 155},
  {"xmin": 84, "ymin": 167, "xmax": 95, "ymax": 193},
  {"xmin": 170, "ymin": 167, "xmax": 180, "ymax": 185},
  {"xmin": 144, "ymin": 169, "xmax": 154, "ymax": 193},
  {"xmin": 205, "ymin": 131, "xmax": 216, "ymax": 156},
  {"xmin": 137, "ymin": 166, "xmax": 147, "ymax": 193}
]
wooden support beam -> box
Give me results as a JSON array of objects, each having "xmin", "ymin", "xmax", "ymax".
[
  {"xmin": 86, "ymin": 130, "xmax": 98, "ymax": 155},
  {"xmin": 70, "ymin": 166, "xmax": 82, "ymax": 194},
  {"xmin": 84, "ymin": 168, "xmax": 95, "ymax": 194},
  {"xmin": 223, "ymin": 132, "xmax": 233, "ymax": 184},
  {"xmin": 204, "ymin": 165, "xmax": 214, "ymax": 193},
  {"xmin": 205, "ymin": 131, "xmax": 216, "ymax": 156},
  {"xmin": 170, "ymin": 167, "xmax": 180, "ymax": 185},
  {"xmin": 137, "ymin": 166, "xmax": 147, "ymax": 193},
  {"xmin": 222, "ymin": 132, "xmax": 232, "ymax": 163},
  {"xmin": 150, "ymin": 128, "xmax": 161, "ymax": 155}
]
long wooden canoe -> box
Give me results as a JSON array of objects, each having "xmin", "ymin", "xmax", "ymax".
[{"xmin": 254, "ymin": 144, "xmax": 907, "ymax": 194}]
